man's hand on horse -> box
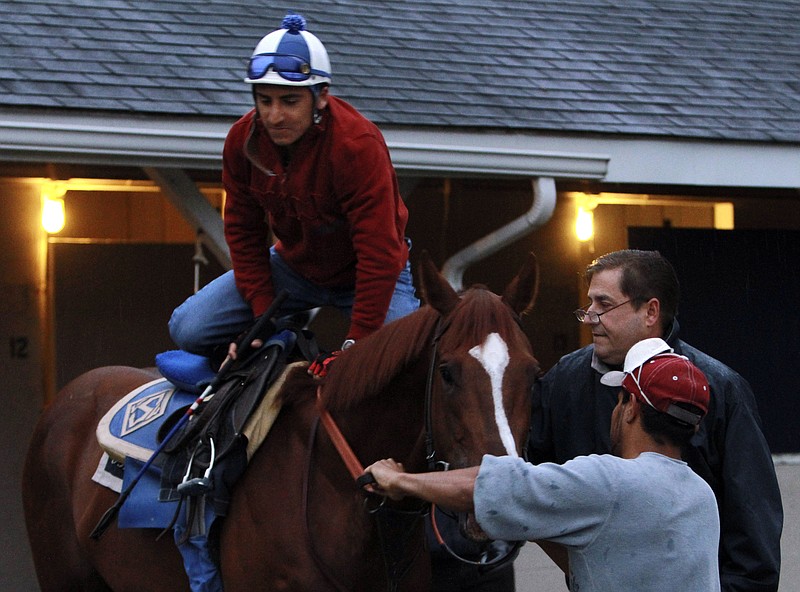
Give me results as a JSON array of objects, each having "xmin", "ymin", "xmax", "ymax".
[
  {"xmin": 308, "ymin": 350, "xmax": 341, "ymax": 378},
  {"xmin": 362, "ymin": 459, "xmax": 407, "ymax": 501}
]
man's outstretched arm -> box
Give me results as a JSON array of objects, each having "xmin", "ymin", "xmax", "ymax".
[{"xmin": 363, "ymin": 459, "xmax": 478, "ymax": 512}]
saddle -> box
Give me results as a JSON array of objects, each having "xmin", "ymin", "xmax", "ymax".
[
  {"xmin": 158, "ymin": 328, "xmax": 311, "ymax": 516},
  {"xmin": 91, "ymin": 315, "xmax": 319, "ymax": 592},
  {"xmin": 95, "ymin": 323, "xmax": 318, "ymax": 521}
]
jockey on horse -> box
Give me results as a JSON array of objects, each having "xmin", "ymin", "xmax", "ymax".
[
  {"xmin": 24, "ymin": 14, "xmax": 542, "ymax": 592},
  {"xmin": 137, "ymin": 14, "xmax": 418, "ymax": 588},
  {"xmin": 167, "ymin": 12, "xmax": 419, "ymax": 377}
]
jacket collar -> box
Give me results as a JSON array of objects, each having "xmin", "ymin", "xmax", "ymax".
[{"xmin": 243, "ymin": 107, "xmax": 328, "ymax": 176}]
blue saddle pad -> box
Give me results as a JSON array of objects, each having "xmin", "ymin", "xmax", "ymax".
[
  {"xmin": 118, "ymin": 457, "xmax": 179, "ymax": 529},
  {"xmin": 97, "ymin": 377, "xmax": 196, "ymax": 463}
]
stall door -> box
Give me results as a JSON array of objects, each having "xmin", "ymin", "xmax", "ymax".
[{"xmin": 630, "ymin": 227, "xmax": 800, "ymax": 453}]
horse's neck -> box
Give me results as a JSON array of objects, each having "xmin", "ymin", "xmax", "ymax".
[{"xmin": 332, "ymin": 363, "xmax": 429, "ymax": 471}]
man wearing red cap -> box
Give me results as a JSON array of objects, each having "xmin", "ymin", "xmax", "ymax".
[
  {"xmin": 363, "ymin": 337, "xmax": 721, "ymax": 592},
  {"xmin": 530, "ymin": 249, "xmax": 782, "ymax": 592}
]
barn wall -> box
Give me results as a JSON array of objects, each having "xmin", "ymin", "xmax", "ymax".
[{"xmin": 0, "ymin": 179, "xmax": 45, "ymax": 590}]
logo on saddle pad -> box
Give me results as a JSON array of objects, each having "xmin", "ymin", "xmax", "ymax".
[
  {"xmin": 97, "ymin": 378, "xmax": 196, "ymax": 464},
  {"xmin": 120, "ymin": 388, "xmax": 173, "ymax": 436}
]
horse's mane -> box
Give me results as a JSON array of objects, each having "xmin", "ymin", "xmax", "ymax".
[
  {"xmin": 320, "ymin": 305, "xmax": 440, "ymax": 410},
  {"xmin": 320, "ymin": 285, "xmax": 524, "ymax": 411}
]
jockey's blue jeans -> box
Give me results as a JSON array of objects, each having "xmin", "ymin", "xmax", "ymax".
[{"xmin": 169, "ymin": 243, "xmax": 420, "ymax": 356}]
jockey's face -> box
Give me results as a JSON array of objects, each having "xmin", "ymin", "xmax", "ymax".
[{"xmin": 254, "ymin": 85, "xmax": 328, "ymax": 148}]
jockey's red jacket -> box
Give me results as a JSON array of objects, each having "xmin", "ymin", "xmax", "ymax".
[{"xmin": 222, "ymin": 95, "xmax": 409, "ymax": 341}]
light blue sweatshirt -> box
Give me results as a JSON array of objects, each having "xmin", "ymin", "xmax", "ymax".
[{"xmin": 474, "ymin": 452, "xmax": 720, "ymax": 592}]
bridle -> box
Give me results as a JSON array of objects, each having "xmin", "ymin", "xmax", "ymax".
[
  {"xmin": 423, "ymin": 316, "xmax": 524, "ymax": 569},
  {"xmin": 309, "ymin": 312, "xmax": 524, "ymax": 589},
  {"xmin": 423, "ymin": 317, "xmax": 451, "ymax": 472}
]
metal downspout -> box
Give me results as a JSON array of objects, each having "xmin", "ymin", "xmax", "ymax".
[{"xmin": 442, "ymin": 177, "xmax": 556, "ymax": 291}]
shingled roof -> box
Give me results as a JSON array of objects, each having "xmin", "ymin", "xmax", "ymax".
[{"xmin": 2, "ymin": 0, "xmax": 799, "ymax": 143}]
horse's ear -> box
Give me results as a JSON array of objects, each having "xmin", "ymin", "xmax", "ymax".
[
  {"xmin": 502, "ymin": 252, "xmax": 539, "ymax": 316},
  {"xmin": 417, "ymin": 250, "xmax": 461, "ymax": 316}
]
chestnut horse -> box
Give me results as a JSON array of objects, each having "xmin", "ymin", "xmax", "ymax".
[{"xmin": 23, "ymin": 253, "xmax": 540, "ymax": 591}]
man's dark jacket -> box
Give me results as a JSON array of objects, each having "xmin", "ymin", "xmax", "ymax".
[{"xmin": 530, "ymin": 322, "xmax": 783, "ymax": 592}]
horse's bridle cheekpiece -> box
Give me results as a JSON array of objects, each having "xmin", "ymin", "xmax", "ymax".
[
  {"xmin": 423, "ymin": 316, "xmax": 523, "ymax": 570},
  {"xmin": 316, "ymin": 311, "xmax": 521, "ymax": 583}
]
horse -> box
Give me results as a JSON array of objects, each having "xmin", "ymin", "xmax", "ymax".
[{"xmin": 22, "ymin": 252, "xmax": 541, "ymax": 591}]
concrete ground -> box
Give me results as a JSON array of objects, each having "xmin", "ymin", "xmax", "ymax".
[{"xmin": 513, "ymin": 459, "xmax": 800, "ymax": 591}]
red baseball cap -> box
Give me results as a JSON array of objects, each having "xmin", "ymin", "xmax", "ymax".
[{"xmin": 601, "ymin": 338, "xmax": 710, "ymax": 426}]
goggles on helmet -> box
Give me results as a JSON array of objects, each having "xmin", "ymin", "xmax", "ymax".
[{"xmin": 248, "ymin": 53, "xmax": 330, "ymax": 82}]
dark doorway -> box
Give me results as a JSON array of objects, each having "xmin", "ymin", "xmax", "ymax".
[
  {"xmin": 51, "ymin": 242, "xmax": 226, "ymax": 390},
  {"xmin": 629, "ymin": 227, "xmax": 800, "ymax": 453}
]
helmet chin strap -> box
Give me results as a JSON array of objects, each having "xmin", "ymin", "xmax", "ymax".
[{"xmin": 311, "ymin": 83, "xmax": 326, "ymax": 124}]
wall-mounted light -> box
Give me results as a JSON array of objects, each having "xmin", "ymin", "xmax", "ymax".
[
  {"xmin": 575, "ymin": 206, "xmax": 594, "ymax": 242},
  {"xmin": 575, "ymin": 194, "xmax": 598, "ymax": 242},
  {"xmin": 41, "ymin": 182, "xmax": 66, "ymax": 234}
]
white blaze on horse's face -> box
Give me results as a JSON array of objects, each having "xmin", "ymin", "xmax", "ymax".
[{"xmin": 468, "ymin": 332, "xmax": 519, "ymax": 458}]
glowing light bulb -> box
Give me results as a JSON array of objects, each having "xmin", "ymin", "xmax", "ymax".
[
  {"xmin": 41, "ymin": 184, "xmax": 66, "ymax": 233},
  {"xmin": 575, "ymin": 206, "xmax": 594, "ymax": 242}
]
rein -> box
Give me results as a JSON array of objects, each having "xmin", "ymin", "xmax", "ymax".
[
  {"xmin": 314, "ymin": 311, "xmax": 522, "ymax": 578},
  {"xmin": 309, "ymin": 387, "xmax": 425, "ymax": 592},
  {"xmin": 316, "ymin": 386, "xmax": 365, "ymax": 480},
  {"xmin": 303, "ymin": 413, "xmax": 353, "ymax": 592}
]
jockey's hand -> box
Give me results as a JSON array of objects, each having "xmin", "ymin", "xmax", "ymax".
[
  {"xmin": 228, "ymin": 338, "xmax": 264, "ymax": 361},
  {"xmin": 308, "ymin": 339, "xmax": 354, "ymax": 378},
  {"xmin": 308, "ymin": 350, "xmax": 341, "ymax": 378}
]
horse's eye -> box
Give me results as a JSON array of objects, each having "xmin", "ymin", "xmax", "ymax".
[{"xmin": 439, "ymin": 364, "xmax": 455, "ymax": 386}]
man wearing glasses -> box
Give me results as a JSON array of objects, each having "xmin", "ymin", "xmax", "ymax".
[
  {"xmin": 530, "ymin": 249, "xmax": 782, "ymax": 591},
  {"xmin": 365, "ymin": 338, "xmax": 722, "ymax": 592},
  {"xmin": 169, "ymin": 13, "xmax": 419, "ymax": 375}
]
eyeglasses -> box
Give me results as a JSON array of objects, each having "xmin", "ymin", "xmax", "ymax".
[
  {"xmin": 248, "ymin": 53, "xmax": 330, "ymax": 82},
  {"xmin": 574, "ymin": 299, "xmax": 631, "ymax": 324}
]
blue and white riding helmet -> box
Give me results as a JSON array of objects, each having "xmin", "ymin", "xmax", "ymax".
[{"xmin": 245, "ymin": 13, "xmax": 332, "ymax": 87}]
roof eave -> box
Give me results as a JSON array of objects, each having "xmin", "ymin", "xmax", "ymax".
[{"xmin": 1, "ymin": 110, "xmax": 798, "ymax": 188}]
